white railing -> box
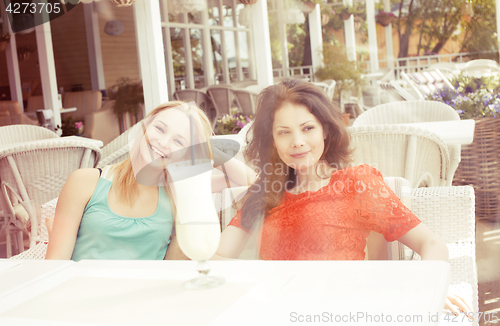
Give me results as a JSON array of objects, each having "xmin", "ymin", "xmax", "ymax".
[{"xmin": 273, "ymin": 65, "xmax": 315, "ymax": 81}]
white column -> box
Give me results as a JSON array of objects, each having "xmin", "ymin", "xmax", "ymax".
[
  {"xmin": 1, "ymin": 4, "xmax": 22, "ymax": 106},
  {"xmin": 343, "ymin": 0, "xmax": 356, "ymax": 61},
  {"xmin": 366, "ymin": 0, "xmax": 378, "ymax": 72},
  {"xmin": 35, "ymin": 20, "xmax": 61, "ymax": 134},
  {"xmin": 133, "ymin": 0, "xmax": 168, "ymax": 115},
  {"xmin": 277, "ymin": 0, "xmax": 289, "ymax": 77},
  {"xmin": 308, "ymin": 4, "xmax": 323, "ymax": 75},
  {"xmin": 251, "ymin": 0, "xmax": 273, "ymax": 89},
  {"xmin": 83, "ymin": 3, "xmax": 105, "ymax": 90},
  {"xmin": 383, "ymin": 0, "xmax": 394, "ymax": 68}
]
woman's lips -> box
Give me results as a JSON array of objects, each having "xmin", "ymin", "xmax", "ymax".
[{"xmin": 290, "ymin": 151, "xmax": 310, "ymax": 158}]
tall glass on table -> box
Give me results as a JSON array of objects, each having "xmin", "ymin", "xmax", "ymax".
[{"xmin": 167, "ymin": 158, "xmax": 225, "ymax": 290}]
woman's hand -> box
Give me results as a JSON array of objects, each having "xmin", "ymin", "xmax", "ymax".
[{"xmin": 445, "ymin": 290, "xmax": 473, "ymax": 315}]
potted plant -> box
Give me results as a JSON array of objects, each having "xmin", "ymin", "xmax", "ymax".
[
  {"xmin": 111, "ymin": 77, "xmax": 144, "ymax": 132},
  {"xmin": 375, "ymin": 11, "xmax": 396, "ymax": 27},
  {"xmin": 0, "ymin": 33, "xmax": 10, "ymax": 51},
  {"xmin": 215, "ymin": 109, "xmax": 253, "ymax": 135},
  {"xmin": 337, "ymin": 5, "xmax": 352, "ymax": 20},
  {"xmin": 427, "ymin": 74, "xmax": 500, "ymax": 221}
]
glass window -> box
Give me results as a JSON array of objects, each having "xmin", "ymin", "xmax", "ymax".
[
  {"xmin": 207, "ymin": 0, "xmax": 220, "ymax": 26},
  {"xmin": 235, "ymin": 3, "xmax": 247, "ymax": 28},
  {"xmin": 224, "ymin": 31, "xmax": 237, "ymax": 82},
  {"xmin": 191, "ymin": 28, "xmax": 206, "ymax": 89},
  {"xmin": 222, "ymin": 0, "xmax": 234, "ymax": 27},
  {"xmin": 238, "ymin": 31, "xmax": 250, "ymax": 79},
  {"xmin": 170, "ymin": 28, "xmax": 187, "ymax": 90},
  {"xmin": 211, "ymin": 30, "xmax": 225, "ymax": 84}
]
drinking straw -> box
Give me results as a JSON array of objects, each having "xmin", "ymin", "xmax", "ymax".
[{"xmin": 189, "ymin": 114, "xmax": 195, "ymax": 165}]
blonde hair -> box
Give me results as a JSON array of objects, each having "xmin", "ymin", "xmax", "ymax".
[{"xmin": 111, "ymin": 101, "xmax": 214, "ymax": 205}]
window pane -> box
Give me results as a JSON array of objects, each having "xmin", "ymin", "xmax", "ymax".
[
  {"xmin": 235, "ymin": 3, "xmax": 247, "ymax": 28},
  {"xmin": 222, "ymin": 0, "xmax": 234, "ymax": 27},
  {"xmin": 170, "ymin": 28, "xmax": 187, "ymax": 90},
  {"xmin": 191, "ymin": 28, "xmax": 206, "ymax": 89},
  {"xmin": 207, "ymin": 0, "xmax": 220, "ymax": 26},
  {"xmin": 166, "ymin": 7, "xmax": 202, "ymax": 24},
  {"xmin": 211, "ymin": 30, "xmax": 225, "ymax": 84},
  {"xmin": 224, "ymin": 31, "xmax": 237, "ymax": 82},
  {"xmin": 239, "ymin": 31, "xmax": 250, "ymax": 79}
]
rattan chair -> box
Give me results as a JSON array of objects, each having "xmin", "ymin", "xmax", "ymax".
[
  {"xmin": 0, "ymin": 138, "xmax": 101, "ymax": 257},
  {"xmin": 353, "ymin": 100, "xmax": 460, "ymax": 186},
  {"xmin": 0, "ymin": 125, "xmax": 59, "ymax": 255},
  {"xmin": 349, "ymin": 124, "xmax": 450, "ymax": 188},
  {"xmin": 231, "ymin": 88, "xmax": 258, "ymax": 116},
  {"xmin": 206, "ymin": 85, "xmax": 238, "ymax": 117},
  {"xmin": 173, "ymin": 90, "xmax": 218, "ymax": 128},
  {"xmin": 411, "ymin": 186, "xmax": 478, "ymax": 321}
]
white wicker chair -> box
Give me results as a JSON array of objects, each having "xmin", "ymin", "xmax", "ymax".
[
  {"xmin": 352, "ymin": 101, "xmax": 460, "ymax": 186},
  {"xmin": 349, "ymin": 124, "xmax": 450, "ymax": 188},
  {"xmin": 411, "ymin": 186, "xmax": 478, "ymax": 324},
  {"xmin": 0, "ymin": 138, "xmax": 101, "ymax": 257},
  {"xmin": 0, "ymin": 126, "xmax": 59, "ymax": 256}
]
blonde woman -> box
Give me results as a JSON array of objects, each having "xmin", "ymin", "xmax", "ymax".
[{"xmin": 46, "ymin": 101, "xmax": 251, "ymax": 260}]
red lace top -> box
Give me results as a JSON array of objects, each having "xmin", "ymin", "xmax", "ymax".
[{"xmin": 228, "ymin": 165, "xmax": 420, "ymax": 260}]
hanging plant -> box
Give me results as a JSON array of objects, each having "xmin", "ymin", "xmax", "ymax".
[
  {"xmin": 239, "ymin": 0, "xmax": 257, "ymax": 4},
  {"xmin": 375, "ymin": 11, "xmax": 396, "ymax": 27},
  {"xmin": 17, "ymin": 45, "xmax": 36, "ymax": 61},
  {"xmin": 111, "ymin": 77, "xmax": 144, "ymax": 119},
  {"xmin": 0, "ymin": 33, "xmax": 10, "ymax": 51},
  {"xmin": 107, "ymin": 0, "xmax": 137, "ymax": 7},
  {"xmin": 337, "ymin": 6, "xmax": 353, "ymax": 21}
]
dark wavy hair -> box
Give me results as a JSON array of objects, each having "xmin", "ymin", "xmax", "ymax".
[{"xmin": 239, "ymin": 79, "xmax": 353, "ymax": 229}]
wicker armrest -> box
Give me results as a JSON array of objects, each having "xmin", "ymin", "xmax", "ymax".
[{"xmin": 411, "ymin": 186, "xmax": 478, "ymax": 319}]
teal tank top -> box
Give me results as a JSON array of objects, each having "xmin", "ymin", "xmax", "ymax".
[{"xmin": 71, "ymin": 168, "xmax": 174, "ymax": 261}]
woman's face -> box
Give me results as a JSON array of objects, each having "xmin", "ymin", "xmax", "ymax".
[
  {"xmin": 139, "ymin": 108, "xmax": 192, "ymax": 165},
  {"xmin": 272, "ymin": 103, "xmax": 325, "ymax": 172}
]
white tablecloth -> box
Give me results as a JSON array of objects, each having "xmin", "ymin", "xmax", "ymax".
[{"xmin": 0, "ymin": 260, "xmax": 450, "ymax": 326}]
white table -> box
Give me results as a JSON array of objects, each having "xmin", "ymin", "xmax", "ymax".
[
  {"xmin": 0, "ymin": 260, "xmax": 450, "ymax": 326},
  {"xmin": 398, "ymin": 119, "xmax": 475, "ymax": 145},
  {"xmin": 0, "ymin": 260, "xmax": 73, "ymax": 299}
]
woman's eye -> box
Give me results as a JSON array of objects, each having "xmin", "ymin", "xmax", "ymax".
[
  {"xmin": 155, "ymin": 126, "xmax": 164, "ymax": 133},
  {"xmin": 174, "ymin": 139, "xmax": 184, "ymax": 146},
  {"xmin": 304, "ymin": 126, "xmax": 314, "ymax": 131},
  {"xmin": 278, "ymin": 130, "xmax": 289, "ymax": 135}
]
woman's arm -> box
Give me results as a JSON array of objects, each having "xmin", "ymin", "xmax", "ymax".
[
  {"xmin": 45, "ymin": 169, "xmax": 100, "ymax": 260},
  {"xmin": 397, "ymin": 224, "xmax": 472, "ymax": 313},
  {"xmin": 213, "ymin": 225, "xmax": 251, "ymax": 259},
  {"xmin": 211, "ymin": 146, "xmax": 257, "ymax": 193},
  {"xmin": 397, "ymin": 223, "xmax": 448, "ymax": 261}
]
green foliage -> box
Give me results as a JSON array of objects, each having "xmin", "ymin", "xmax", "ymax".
[
  {"xmin": 314, "ymin": 43, "xmax": 364, "ymax": 93},
  {"xmin": 111, "ymin": 77, "xmax": 144, "ymax": 118},
  {"xmin": 459, "ymin": 0, "xmax": 498, "ymax": 55}
]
